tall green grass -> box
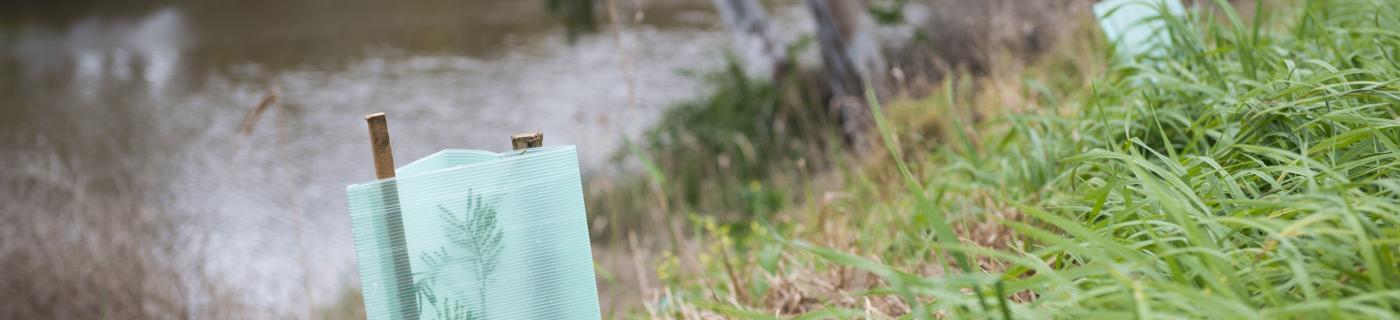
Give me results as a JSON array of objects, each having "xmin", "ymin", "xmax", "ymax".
[{"xmin": 660, "ymin": 0, "xmax": 1400, "ymax": 318}]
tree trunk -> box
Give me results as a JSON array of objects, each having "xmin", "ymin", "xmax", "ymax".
[
  {"xmin": 712, "ymin": 0, "xmax": 887, "ymax": 148},
  {"xmin": 710, "ymin": 0, "xmax": 789, "ymax": 79},
  {"xmin": 808, "ymin": 0, "xmax": 884, "ymax": 148}
]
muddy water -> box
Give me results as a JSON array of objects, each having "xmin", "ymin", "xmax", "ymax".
[{"xmin": 0, "ymin": 0, "xmax": 806, "ymax": 315}]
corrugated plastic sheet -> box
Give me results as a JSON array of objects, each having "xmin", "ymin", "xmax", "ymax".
[
  {"xmin": 1094, "ymin": 0, "xmax": 1187, "ymax": 60},
  {"xmin": 346, "ymin": 146, "xmax": 599, "ymax": 320}
]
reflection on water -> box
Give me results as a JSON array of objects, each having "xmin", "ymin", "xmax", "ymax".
[{"xmin": 0, "ymin": 0, "xmax": 800, "ymax": 315}]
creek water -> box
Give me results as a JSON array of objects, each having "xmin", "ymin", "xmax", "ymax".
[{"xmin": 0, "ymin": 0, "xmax": 808, "ymax": 315}]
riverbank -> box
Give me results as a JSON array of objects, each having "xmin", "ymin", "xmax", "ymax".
[
  {"xmin": 585, "ymin": 1, "xmax": 1095, "ymax": 317},
  {"xmin": 623, "ymin": 0, "xmax": 1400, "ymax": 317}
]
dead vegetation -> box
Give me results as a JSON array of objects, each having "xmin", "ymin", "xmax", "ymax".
[
  {"xmin": 633, "ymin": 1, "xmax": 1105, "ymax": 318},
  {"xmin": 0, "ymin": 150, "xmax": 245, "ymax": 318},
  {"xmin": 886, "ymin": 0, "xmax": 1094, "ymax": 96}
]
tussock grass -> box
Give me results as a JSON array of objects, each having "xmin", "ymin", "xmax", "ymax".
[{"xmin": 653, "ymin": 0, "xmax": 1400, "ymax": 318}]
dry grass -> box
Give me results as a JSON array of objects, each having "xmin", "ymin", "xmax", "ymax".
[
  {"xmin": 0, "ymin": 150, "xmax": 246, "ymax": 318},
  {"xmin": 583, "ymin": 0, "xmax": 1103, "ymax": 315},
  {"xmin": 637, "ymin": 2, "xmax": 1107, "ymax": 318}
]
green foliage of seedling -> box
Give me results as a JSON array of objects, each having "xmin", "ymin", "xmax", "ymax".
[{"xmin": 415, "ymin": 192, "xmax": 504, "ymax": 320}]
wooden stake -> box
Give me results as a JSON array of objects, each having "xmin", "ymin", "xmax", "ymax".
[
  {"xmin": 511, "ymin": 131, "xmax": 544, "ymax": 150},
  {"xmin": 364, "ymin": 113, "xmax": 397, "ymax": 179},
  {"xmin": 362, "ymin": 112, "xmax": 418, "ymax": 320}
]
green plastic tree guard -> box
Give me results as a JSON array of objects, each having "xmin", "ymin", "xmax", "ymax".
[
  {"xmin": 1094, "ymin": 0, "xmax": 1186, "ymax": 60},
  {"xmin": 347, "ymin": 146, "xmax": 600, "ymax": 320}
]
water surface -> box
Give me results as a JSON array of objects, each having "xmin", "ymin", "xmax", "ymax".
[{"xmin": 1, "ymin": 0, "xmax": 796, "ymax": 314}]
